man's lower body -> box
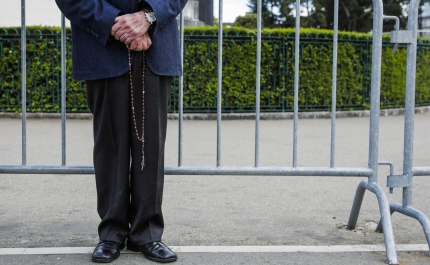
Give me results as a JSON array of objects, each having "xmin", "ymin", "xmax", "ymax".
[{"xmin": 85, "ymin": 52, "xmax": 176, "ymax": 263}]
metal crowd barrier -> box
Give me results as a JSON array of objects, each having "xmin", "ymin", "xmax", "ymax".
[
  {"xmin": 1, "ymin": 0, "xmax": 430, "ymax": 264},
  {"xmin": 373, "ymin": 0, "xmax": 430, "ymax": 255}
]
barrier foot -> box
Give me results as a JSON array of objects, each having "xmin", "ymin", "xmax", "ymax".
[
  {"xmin": 378, "ymin": 203, "xmax": 430, "ymax": 250},
  {"xmin": 348, "ymin": 180, "xmax": 399, "ymax": 264}
]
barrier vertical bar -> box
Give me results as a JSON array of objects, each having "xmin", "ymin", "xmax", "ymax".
[
  {"xmin": 21, "ymin": 0, "xmax": 27, "ymax": 166},
  {"xmin": 178, "ymin": 11, "xmax": 184, "ymax": 167},
  {"xmin": 61, "ymin": 14, "xmax": 66, "ymax": 166},
  {"xmin": 348, "ymin": 1, "xmax": 399, "ymax": 263},
  {"xmin": 216, "ymin": 0, "xmax": 223, "ymax": 167},
  {"xmin": 402, "ymin": 1, "xmax": 420, "ymax": 208},
  {"xmin": 292, "ymin": 0, "xmax": 301, "ymax": 167},
  {"xmin": 330, "ymin": 0, "xmax": 339, "ymax": 168},
  {"xmin": 254, "ymin": 0, "xmax": 262, "ymax": 167},
  {"xmin": 367, "ymin": 1, "xmax": 383, "ymax": 184}
]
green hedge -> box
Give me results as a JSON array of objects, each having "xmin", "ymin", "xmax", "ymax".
[{"xmin": 1, "ymin": 26, "xmax": 430, "ymax": 113}]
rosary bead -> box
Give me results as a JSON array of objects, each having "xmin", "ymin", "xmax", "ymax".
[{"xmin": 129, "ymin": 50, "xmax": 146, "ymax": 170}]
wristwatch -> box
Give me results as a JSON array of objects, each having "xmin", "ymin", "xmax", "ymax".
[{"xmin": 143, "ymin": 11, "xmax": 156, "ymax": 25}]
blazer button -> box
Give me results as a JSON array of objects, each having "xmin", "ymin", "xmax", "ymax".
[
  {"xmin": 87, "ymin": 28, "xmax": 90, "ymax": 32},
  {"xmin": 95, "ymin": 34, "xmax": 99, "ymax": 38}
]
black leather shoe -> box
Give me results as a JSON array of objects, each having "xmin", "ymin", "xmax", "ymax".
[
  {"xmin": 92, "ymin": 241, "xmax": 124, "ymax": 263},
  {"xmin": 128, "ymin": 241, "xmax": 177, "ymax": 263}
]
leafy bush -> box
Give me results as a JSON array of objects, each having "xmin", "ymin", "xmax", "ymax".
[{"xmin": 1, "ymin": 26, "xmax": 430, "ymax": 113}]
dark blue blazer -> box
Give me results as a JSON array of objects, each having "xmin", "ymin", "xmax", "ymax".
[{"xmin": 55, "ymin": 0, "xmax": 187, "ymax": 80}]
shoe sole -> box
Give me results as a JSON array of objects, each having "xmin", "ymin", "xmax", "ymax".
[
  {"xmin": 91, "ymin": 251, "xmax": 121, "ymax": 263},
  {"xmin": 91, "ymin": 255, "xmax": 119, "ymax": 263},
  {"xmin": 143, "ymin": 254, "xmax": 178, "ymax": 263}
]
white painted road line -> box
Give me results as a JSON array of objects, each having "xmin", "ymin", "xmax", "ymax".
[{"xmin": 0, "ymin": 245, "xmax": 428, "ymax": 255}]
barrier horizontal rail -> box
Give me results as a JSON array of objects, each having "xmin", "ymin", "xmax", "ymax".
[
  {"xmin": 412, "ymin": 167, "xmax": 430, "ymax": 176},
  {"xmin": 0, "ymin": 165, "xmax": 372, "ymax": 177}
]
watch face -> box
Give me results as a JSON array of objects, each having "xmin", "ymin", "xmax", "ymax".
[{"xmin": 146, "ymin": 12, "xmax": 156, "ymax": 23}]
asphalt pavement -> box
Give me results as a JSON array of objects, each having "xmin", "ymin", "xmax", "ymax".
[{"xmin": 0, "ymin": 113, "xmax": 430, "ymax": 264}]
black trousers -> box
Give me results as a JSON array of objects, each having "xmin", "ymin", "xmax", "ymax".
[{"xmin": 85, "ymin": 52, "xmax": 172, "ymax": 245}]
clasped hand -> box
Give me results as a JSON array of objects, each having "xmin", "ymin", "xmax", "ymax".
[{"xmin": 111, "ymin": 11, "xmax": 152, "ymax": 51}]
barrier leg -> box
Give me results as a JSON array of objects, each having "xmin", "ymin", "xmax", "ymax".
[
  {"xmin": 348, "ymin": 180, "xmax": 399, "ymax": 264},
  {"xmin": 375, "ymin": 207, "xmax": 394, "ymax": 233},
  {"xmin": 390, "ymin": 204, "xmax": 430, "ymax": 249},
  {"xmin": 347, "ymin": 180, "xmax": 367, "ymax": 229},
  {"xmin": 369, "ymin": 182, "xmax": 398, "ymax": 264}
]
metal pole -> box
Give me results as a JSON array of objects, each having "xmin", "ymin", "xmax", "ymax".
[
  {"xmin": 292, "ymin": 0, "xmax": 301, "ymax": 167},
  {"xmin": 330, "ymin": 0, "xmax": 339, "ymax": 168},
  {"xmin": 254, "ymin": 0, "xmax": 262, "ymax": 167},
  {"xmin": 178, "ymin": 12, "xmax": 184, "ymax": 167},
  {"xmin": 367, "ymin": 0, "xmax": 384, "ymax": 183},
  {"xmin": 348, "ymin": 180, "xmax": 398, "ymax": 264},
  {"xmin": 412, "ymin": 167, "xmax": 430, "ymax": 176},
  {"xmin": 0, "ymin": 165, "xmax": 373, "ymax": 177},
  {"xmin": 21, "ymin": 0, "xmax": 27, "ymax": 166},
  {"xmin": 402, "ymin": 0, "xmax": 420, "ymax": 208},
  {"xmin": 349, "ymin": 1, "xmax": 399, "ymax": 263},
  {"xmin": 390, "ymin": 203, "xmax": 430, "ymax": 248},
  {"xmin": 371, "ymin": 182, "xmax": 398, "ymax": 264},
  {"xmin": 347, "ymin": 180, "xmax": 367, "ymax": 229},
  {"xmin": 61, "ymin": 14, "xmax": 66, "ymax": 166},
  {"xmin": 216, "ymin": 0, "xmax": 223, "ymax": 167}
]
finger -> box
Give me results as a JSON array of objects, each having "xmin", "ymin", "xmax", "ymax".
[
  {"xmin": 128, "ymin": 24, "xmax": 144, "ymax": 39},
  {"xmin": 125, "ymin": 29, "xmax": 138, "ymax": 40},
  {"xmin": 145, "ymin": 36, "xmax": 152, "ymax": 50},
  {"xmin": 139, "ymin": 35, "xmax": 147, "ymax": 51},
  {"xmin": 143, "ymin": 34, "xmax": 152, "ymax": 49},
  {"xmin": 124, "ymin": 33, "xmax": 135, "ymax": 45},
  {"xmin": 139, "ymin": 34, "xmax": 146, "ymax": 49},
  {"xmin": 142, "ymin": 38, "xmax": 150, "ymax": 51},
  {"xmin": 134, "ymin": 41, "xmax": 142, "ymax": 51},
  {"xmin": 117, "ymin": 33, "xmax": 126, "ymax": 43},
  {"xmin": 129, "ymin": 39, "xmax": 138, "ymax": 51},
  {"xmin": 115, "ymin": 27, "xmax": 133, "ymax": 40},
  {"xmin": 138, "ymin": 36, "xmax": 145, "ymax": 50},
  {"xmin": 115, "ymin": 29, "xmax": 125, "ymax": 40},
  {"xmin": 111, "ymin": 20, "xmax": 121, "ymax": 36},
  {"xmin": 134, "ymin": 46, "xmax": 143, "ymax": 52},
  {"xmin": 137, "ymin": 42, "xmax": 144, "ymax": 52},
  {"xmin": 143, "ymin": 43, "xmax": 150, "ymax": 51},
  {"xmin": 124, "ymin": 38, "xmax": 133, "ymax": 45}
]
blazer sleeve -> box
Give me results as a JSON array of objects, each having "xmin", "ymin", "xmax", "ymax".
[
  {"xmin": 138, "ymin": 0, "xmax": 188, "ymax": 35},
  {"xmin": 55, "ymin": 0, "xmax": 121, "ymax": 46}
]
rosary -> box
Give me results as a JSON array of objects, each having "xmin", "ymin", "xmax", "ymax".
[{"xmin": 128, "ymin": 50, "xmax": 146, "ymax": 170}]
